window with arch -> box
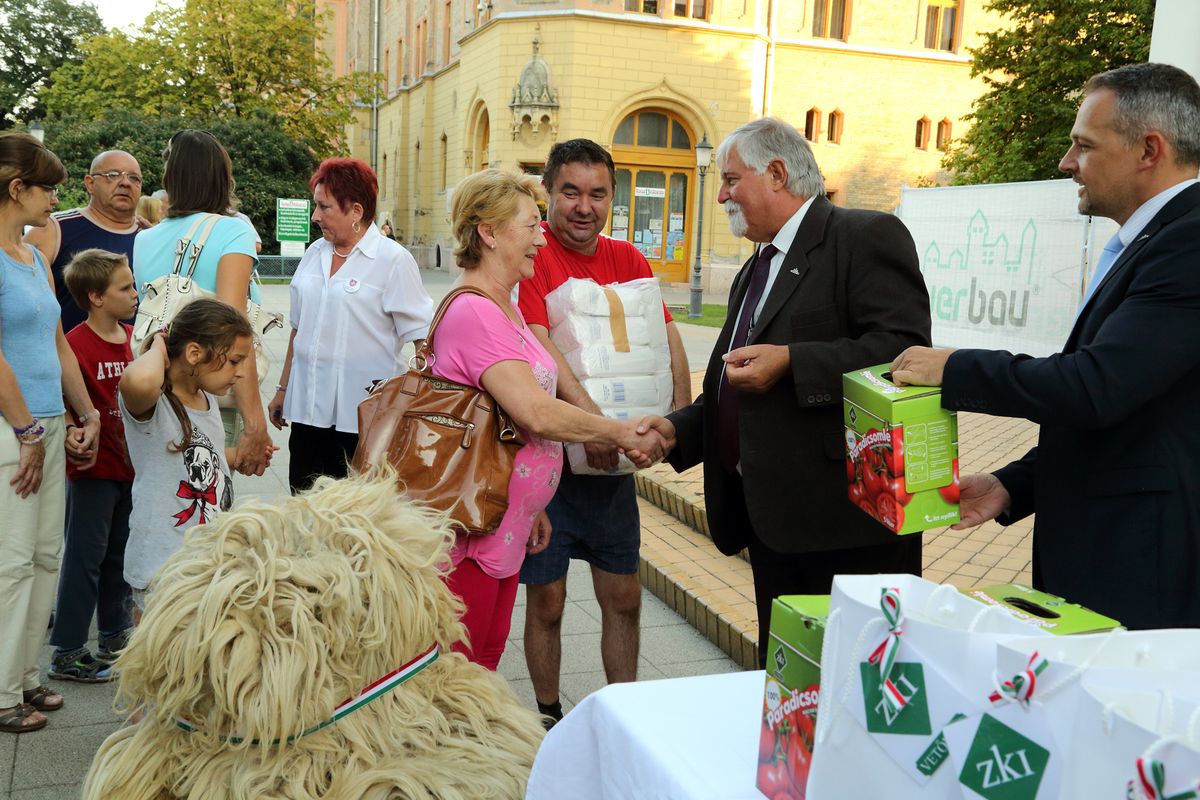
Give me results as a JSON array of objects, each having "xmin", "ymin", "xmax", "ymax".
[
  {"xmin": 609, "ymin": 108, "xmax": 698, "ymax": 283},
  {"xmin": 612, "ymin": 110, "xmax": 692, "ymax": 151},
  {"xmin": 925, "ymin": 0, "xmax": 960, "ymax": 52},
  {"xmin": 804, "ymin": 108, "xmax": 821, "ymax": 143},
  {"xmin": 384, "ymin": 48, "xmax": 390, "ymax": 93},
  {"xmin": 382, "ymin": 154, "xmax": 388, "ymax": 196},
  {"xmin": 812, "ymin": 0, "xmax": 848, "ymax": 40},
  {"xmin": 826, "ymin": 110, "xmax": 843, "ymax": 145},
  {"xmin": 915, "ymin": 117, "xmax": 931, "ymax": 150},
  {"xmin": 936, "ymin": 118, "xmax": 953, "ymax": 151}
]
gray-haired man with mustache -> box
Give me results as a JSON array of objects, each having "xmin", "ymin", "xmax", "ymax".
[{"xmin": 652, "ymin": 117, "xmax": 932, "ymax": 666}]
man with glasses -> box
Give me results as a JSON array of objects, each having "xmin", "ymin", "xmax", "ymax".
[{"xmin": 25, "ymin": 150, "xmax": 144, "ymax": 331}]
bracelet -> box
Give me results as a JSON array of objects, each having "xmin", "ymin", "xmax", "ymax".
[
  {"xmin": 275, "ymin": 384, "xmax": 287, "ymax": 393},
  {"xmin": 78, "ymin": 410, "xmax": 101, "ymax": 422},
  {"xmin": 12, "ymin": 418, "xmax": 40, "ymax": 437},
  {"xmin": 14, "ymin": 418, "xmax": 46, "ymax": 445}
]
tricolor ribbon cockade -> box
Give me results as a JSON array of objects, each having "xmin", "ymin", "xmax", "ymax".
[
  {"xmin": 1127, "ymin": 756, "xmax": 1200, "ymax": 800},
  {"xmin": 866, "ymin": 587, "xmax": 906, "ymax": 715},
  {"xmin": 988, "ymin": 650, "xmax": 1048, "ymax": 708},
  {"xmin": 177, "ymin": 643, "xmax": 440, "ymax": 745}
]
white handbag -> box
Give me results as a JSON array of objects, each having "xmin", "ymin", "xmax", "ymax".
[{"xmin": 132, "ymin": 213, "xmax": 283, "ymax": 397}]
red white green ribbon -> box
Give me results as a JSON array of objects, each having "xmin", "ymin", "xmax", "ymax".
[
  {"xmin": 176, "ymin": 643, "xmax": 439, "ymax": 745},
  {"xmin": 988, "ymin": 650, "xmax": 1048, "ymax": 707},
  {"xmin": 866, "ymin": 587, "xmax": 906, "ymax": 715},
  {"xmin": 1127, "ymin": 757, "xmax": 1200, "ymax": 800}
]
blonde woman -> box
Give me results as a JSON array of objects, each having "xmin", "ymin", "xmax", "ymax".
[{"xmin": 433, "ymin": 169, "xmax": 667, "ymax": 670}]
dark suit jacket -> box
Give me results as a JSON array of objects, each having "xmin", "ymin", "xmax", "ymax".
[
  {"xmin": 666, "ymin": 197, "xmax": 931, "ymax": 555},
  {"xmin": 942, "ymin": 183, "xmax": 1200, "ymax": 629}
]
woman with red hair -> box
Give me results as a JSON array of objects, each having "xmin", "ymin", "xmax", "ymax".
[{"xmin": 269, "ymin": 158, "xmax": 432, "ymax": 492}]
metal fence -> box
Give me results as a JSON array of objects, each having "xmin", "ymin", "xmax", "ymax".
[{"xmin": 256, "ymin": 255, "xmax": 303, "ymax": 280}]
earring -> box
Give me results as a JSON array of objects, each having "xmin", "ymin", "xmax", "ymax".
[{"xmin": 353, "ymin": 220, "xmax": 361, "ymax": 233}]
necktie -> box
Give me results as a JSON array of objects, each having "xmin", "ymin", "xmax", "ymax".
[
  {"xmin": 1082, "ymin": 233, "xmax": 1123, "ymax": 305},
  {"xmin": 718, "ymin": 244, "xmax": 778, "ymax": 473}
]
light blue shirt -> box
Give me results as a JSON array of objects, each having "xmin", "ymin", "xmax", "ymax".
[
  {"xmin": 1109, "ymin": 178, "xmax": 1200, "ymax": 258},
  {"xmin": 132, "ymin": 213, "xmax": 261, "ymax": 303},
  {"xmin": 0, "ymin": 248, "xmax": 64, "ymax": 417}
]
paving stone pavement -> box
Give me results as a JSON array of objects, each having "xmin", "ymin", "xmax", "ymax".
[{"xmin": 2, "ymin": 272, "xmax": 1039, "ymax": 797}]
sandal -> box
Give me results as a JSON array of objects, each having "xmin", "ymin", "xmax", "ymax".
[
  {"xmin": 0, "ymin": 704, "xmax": 47, "ymax": 733},
  {"xmin": 23, "ymin": 685, "xmax": 64, "ymax": 712}
]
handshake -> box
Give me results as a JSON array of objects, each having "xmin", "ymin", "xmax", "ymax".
[{"xmin": 590, "ymin": 416, "xmax": 678, "ymax": 471}]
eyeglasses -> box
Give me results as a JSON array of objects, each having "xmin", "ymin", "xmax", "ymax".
[
  {"xmin": 28, "ymin": 182, "xmax": 59, "ymax": 198},
  {"xmin": 90, "ymin": 170, "xmax": 143, "ymax": 186}
]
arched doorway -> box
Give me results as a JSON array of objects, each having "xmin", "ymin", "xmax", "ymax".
[{"xmin": 609, "ymin": 109, "xmax": 697, "ymax": 283}]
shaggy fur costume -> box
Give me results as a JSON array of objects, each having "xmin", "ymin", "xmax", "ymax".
[{"xmin": 83, "ymin": 475, "xmax": 545, "ymax": 799}]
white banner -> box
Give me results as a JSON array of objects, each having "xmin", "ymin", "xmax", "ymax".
[{"xmin": 897, "ymin": 179, "xmax": 1118, "ymax": 357}]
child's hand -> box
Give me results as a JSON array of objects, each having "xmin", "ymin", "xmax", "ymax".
[{"xmin": 149, "ymin": 331, "xmax": 169, "ymax": 364}]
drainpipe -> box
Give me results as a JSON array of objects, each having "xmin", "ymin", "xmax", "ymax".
[
  {"xmin": 762, "ymin": 0, "xmax": 776, "ymax": 116},
  {"xmin": 370, "ymin": 0, "xmax": 381, "ymax": 173}
]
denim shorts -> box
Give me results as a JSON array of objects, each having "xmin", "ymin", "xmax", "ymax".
[{"xmin": 519, "ymin": 471, "xmax": 641, "ymax": 584}]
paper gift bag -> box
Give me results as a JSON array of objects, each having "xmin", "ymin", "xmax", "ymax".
[
  {"xmin": 941, "ymin": 631, "xmax": 1200, "ymax": 800},
  {"xmin": 807, "ymin": 574, "xmax": 1051, "ymax": 799},
  {"xmin": 1063, "ymin": 669, "xmax": 1200, "ymax": 798}
]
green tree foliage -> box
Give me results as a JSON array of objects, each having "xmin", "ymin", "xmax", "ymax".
[
  {"xmin": 47, "ymin": 109, "xmax": 317, "ymax": 253},
  {"xmin": 945, "ymin": 0, "xmax": 1153, "ymax": 185},
  {"xmin": 43, "ymin": 0, "xmax": 377, "ymax": 156},
  {"xmin": 0, "ymin": 0, "xmax": 104, "ymax": 128}
]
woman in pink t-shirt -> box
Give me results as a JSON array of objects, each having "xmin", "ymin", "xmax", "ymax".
[{"xmin": 434, "ymin": 170, "xmax": 668, "ymax": 671}]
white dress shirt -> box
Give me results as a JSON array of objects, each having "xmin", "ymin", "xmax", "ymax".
[
  {"xmin": 283, "ymin": 224, "xmax": 433, "ymax": 433},
  {"xmin": 728, "ymin": 196, "xmax": 817, "ymax": 348}
]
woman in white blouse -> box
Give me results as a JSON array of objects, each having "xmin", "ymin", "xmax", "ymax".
[{"xmin": 268, "ymin": 158, "xmax": 433, "ymax": 492}]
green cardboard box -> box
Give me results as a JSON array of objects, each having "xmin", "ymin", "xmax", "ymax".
[
  {"xmin": 843, "ymin": 363, "xmax": 959, "ymax": 534},
  {"xmin": 962, "ymin": 583, "xmax": 1121, "ymax": 634},
  {"xmin": 758, "ymin": 595, "xmax": 829, "ymax": 799}
]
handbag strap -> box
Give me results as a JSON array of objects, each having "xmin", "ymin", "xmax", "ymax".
[
  {"xmin": 420, "ymin": 285, "xmax": 510, "ymax": 365},
  {"xmin": 182, "ymin": 214, "xmax": 223, "ymax": 281},
  {"xmin": 170, "ymin": 214, "xmax": 212, "ymax": 278}
]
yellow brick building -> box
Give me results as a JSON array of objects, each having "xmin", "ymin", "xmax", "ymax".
[{"xmin": 321, "ymin": 0, "xmax": 1003, "ymax": 289}]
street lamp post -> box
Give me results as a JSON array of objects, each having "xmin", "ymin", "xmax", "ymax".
[
  {"xmin": 29, "ymin": 120, "xmax": 44, "ymax": 143},
  {"xmin": 689, "ymin": 133, "xmax": 714, "ymax": 318}
]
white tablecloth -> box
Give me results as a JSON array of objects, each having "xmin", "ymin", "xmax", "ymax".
[{"xmin": 526, "ymin": 670, "xmax": 766, "ymax": 800}]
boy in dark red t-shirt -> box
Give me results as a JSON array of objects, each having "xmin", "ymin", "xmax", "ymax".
[{"xmin": 48, "ymin": 249, "xmax": 139, "ymax": 683}]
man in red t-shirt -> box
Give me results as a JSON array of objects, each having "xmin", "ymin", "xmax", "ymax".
[
  {"xmin": 517, "ymin": 139, "xmax": 690, "ymax": 727},
  {"xmin": 48, "ymin": 249, "xmax": 139, "ymax": 683}
]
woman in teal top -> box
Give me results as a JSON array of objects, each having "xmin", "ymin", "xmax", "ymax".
[
  {"xmin": 132, "ymin": 130, "xmax": 272, "ymax": 476},
  {"xmin": 0, "ymin": 133, "xmax": 103, "ymax": 734}
]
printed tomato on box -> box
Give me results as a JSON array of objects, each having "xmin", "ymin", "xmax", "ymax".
[
  {"xmin": 760, "ymin": 596, "xmax": 828, "ymax": 799},
  {"xmin": 843, "ymin": 364, "xmax": 960, "ymax": 534}
]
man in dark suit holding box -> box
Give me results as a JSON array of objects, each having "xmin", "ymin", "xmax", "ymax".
[
  {"xmin": 648, "ymin": 117, "xmax": 933, "ymax": 665},
  {"xmin": 891, "ymin": 63, "xmax": 1200, "ymax": 629}
]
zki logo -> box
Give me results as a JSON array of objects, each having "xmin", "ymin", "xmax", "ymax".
[
  {"xmin": 959, "ymin": 714, "xmax": 1049, "ymax": 800},
  {"xmin": 860, "ymin": 662, "xmax": 932, "ymax": 736}
]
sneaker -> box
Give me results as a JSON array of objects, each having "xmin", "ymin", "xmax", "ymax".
[
  {"xmin": 49, "ymin": 649, "xmax": 114, "ymax": 683},
  {"xmin": 96, "ymin": 629, "xmax": 132, "ymax": 663}
]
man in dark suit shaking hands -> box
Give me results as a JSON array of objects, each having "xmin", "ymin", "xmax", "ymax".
[
  {"xmin": 891, "ymin": 63, "xmax": 1200, "ymax": 630},
  {"xmin": 646, "ymin": 118, "xmax": 932, "ymax": 665}
]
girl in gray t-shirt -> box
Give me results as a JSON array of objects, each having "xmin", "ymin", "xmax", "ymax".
[{"xmin": 118, "ymin": 299, "xmax": 259, "ymax": 592}]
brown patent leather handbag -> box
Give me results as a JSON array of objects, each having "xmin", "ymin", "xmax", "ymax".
[{"xmin": 351, "ymin": 286, "xmax": 524, "ymax": 534}]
